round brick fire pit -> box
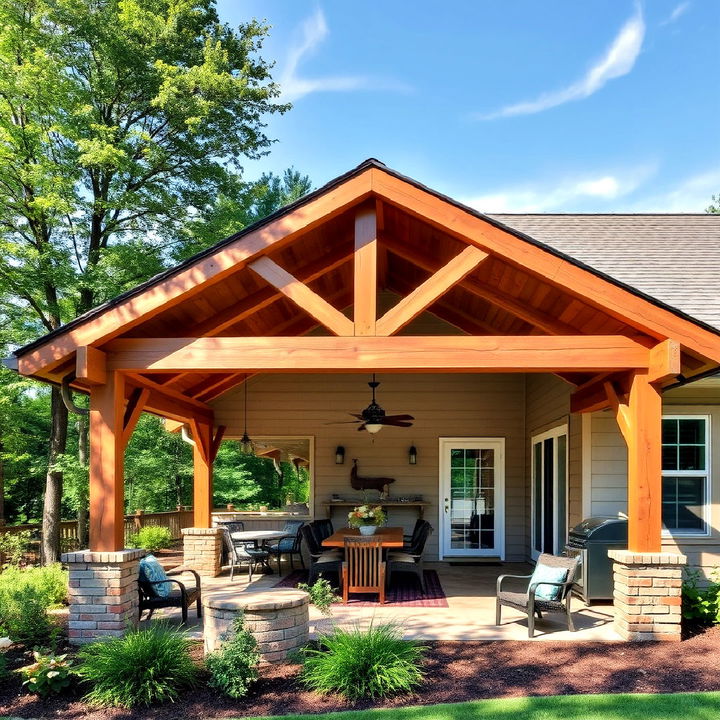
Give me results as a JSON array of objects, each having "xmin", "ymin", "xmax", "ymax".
[{"xmin": 202, "ymin": 588, "xmax": 310, "ymax": 663}]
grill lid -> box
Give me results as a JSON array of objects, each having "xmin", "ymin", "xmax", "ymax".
[{"xmin": 568, "ymin": 516, "xmax": 628, "ymax": 545}]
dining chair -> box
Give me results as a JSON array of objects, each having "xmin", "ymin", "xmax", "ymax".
[
  {"xmin": 300, "ymin": 524, "xmax": 342, "ymax": 585},
  {"xmin": 342, "ymin": 536, "xmax": 385, "ymax": 604},
  {"xmin": 267, "ymin": 520, "xmax": 305, "ymax": 570},
  {"xmin": 387, "ymin": 521, "xmax": 433, "ymax": 594},
  {"xmin": 310, "ymin": 518, "xmax": 334, "ymax": 546},
  {"xmin": 220, "ymin": 527, "xmax": 269, "ymax": 581}
]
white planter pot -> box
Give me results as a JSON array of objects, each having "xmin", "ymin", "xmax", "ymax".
[{"xmin": 359, "ymin": 524, "xmax": 377, "ymax": 536}]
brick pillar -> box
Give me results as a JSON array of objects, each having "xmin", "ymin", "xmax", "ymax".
[
  {"xmin": 182, "ymin": 527, "xmax": 223, "ymax": 577},
  {"xmin": 62, "ymin": 548, "xmax": 145, "ymax": 645},
  {"xmin": 609, "ymin": 550, "xmax": 686, "ymax": 642}
]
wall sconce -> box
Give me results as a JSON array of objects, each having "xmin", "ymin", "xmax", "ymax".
[
  {"xmin": 335, "ymin": 446, "xmax": 345, "ymax": 465},
  {"xmin": 408, "ymin": 445, "xmax": 417, "ymax": 465}
]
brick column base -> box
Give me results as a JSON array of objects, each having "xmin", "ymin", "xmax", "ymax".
[
  {"xmin": 609, "ymin": 550, "xmax": 686, "ymax": 642},
  {"xmin": 182, "ymin": 527, "xmax": 223, "ymax": 577},
  {"xmin": 61, "ymin": 549, "xmax": 145, "ymax": 645}
]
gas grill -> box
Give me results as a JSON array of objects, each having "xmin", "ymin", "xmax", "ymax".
[{"xmin": 565, "ymin": 517, "xmax": 628, "ymax": 603}]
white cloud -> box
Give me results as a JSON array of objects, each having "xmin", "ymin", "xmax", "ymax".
[
  {"xmin": 475, "ymin": 7, "xmax": 645, "ymax": 120},
  {"xmin": 623, "ymin": 168, "xmax": 720, "ymax": 212},
  {"xmin": 278, "ymin": 9, "xmax": 411, "ymax": 102},
  {"xmin": 660, "ymin": 2, "xmax": 690, "ymax": 26},
  {"xmin": 461, "ymin": 167, "xmax": 654, "ymax": 212}
]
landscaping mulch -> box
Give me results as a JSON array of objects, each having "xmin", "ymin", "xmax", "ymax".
[{"xmin": 2, "ymin": 626, "xmax": 719, "ymax": 719}]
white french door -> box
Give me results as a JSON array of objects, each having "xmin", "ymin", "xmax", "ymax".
[
  {"xmin": 439, "ymin": 438, "xmax": 505, "ymax": 559},
  {"xmin": 530, "ymin": 426, "xmax": 568, "ymax": 560}
]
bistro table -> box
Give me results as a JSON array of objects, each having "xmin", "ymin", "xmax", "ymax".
[
  {"xmin": 321, "ymin": 526, "xmax": 404, "ymax": 549},
  {"xmin": 230, "ymin": 529, "xmax": 289, "ymax": 574}
]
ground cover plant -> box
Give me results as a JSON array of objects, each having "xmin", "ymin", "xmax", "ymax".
[
  {"xmin": 298, "ymin": 578, "xmax": 339, "ymax": 615},
  {"xmin": 206, "ymin": 615, "xmax": 260, "ymax": 699},
  {"xmin": 77, "ymin": 623, "xmax": 197, "ymax": 708},
  {"xmin": 682, "ymin": 568, "xmax": 720, "ymax": 625},
  {"xmin": 301, "ymin": 622, "xmax": 425, "ymax": 700},
  {"xmin": 128, "ymin": 526, "xmax": 175, "ymax": 553},
  {"xmin": 17, "ymin": 651, "xmax": 76, "ymax": 697}
]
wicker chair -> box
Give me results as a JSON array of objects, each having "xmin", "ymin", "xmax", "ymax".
[
  {"xmin": 342, "ymin": 536, "xmax": 385, "ymax": 604},
  {"xmin": 267, "ymin": 520, "xmax": 305, "ymax": 570},
  {"xmin": 310, "ymin": 518, "xmax": 334, "ymax": 545},
  {"xmin": 138, "ymin": 567, "xmax": 201, "ymax": 624},
  {"xmin": 402, "ymin": 518, "xmax": 425, "ymax": 549},
  {"xmin": 300, "ymin": 524, "xmax": 342, "ymax": 584},
  {"xmin": 496, "ymin": 553, "xmax": 579, "ymax": 637},
  {"xmin": 387, "ymin": 521, "xmax": 433, "ymax": 594}
]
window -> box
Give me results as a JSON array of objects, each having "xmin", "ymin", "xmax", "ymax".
[{"xmin": 661, "ymin": 416, "xmax": 710, "ymax": 535}]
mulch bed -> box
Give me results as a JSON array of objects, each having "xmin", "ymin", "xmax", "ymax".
[{"xmin": 2, "ymin": 626, "xmax": 719, "ymax": 719}]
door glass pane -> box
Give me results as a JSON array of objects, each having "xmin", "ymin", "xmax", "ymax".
[
  {"xmin": 557, "ymin": 435, "xmax": 567, "ymax": 549},
  {"xmin": 542, "ymin": 438, "xmax": 554, "ymax": 553},
  {"xmin": 533, "ymin": 442, "xmax": 542, "ymax": 552}
]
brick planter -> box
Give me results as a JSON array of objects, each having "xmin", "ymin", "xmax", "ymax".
[
  {"xmin": 182, "ymin": 527, "xmax": 223, "ymax": 577},
  {"xmin": 61, "ymin": 548, "xmax": 145, "ymax": 645},
  {"xmin": 609, "ymin": 550, "xmax": 686, "ymax": 642},
  {"xmin": 203, "ymin": 588, "xmax": 309, "ymax": 663}
]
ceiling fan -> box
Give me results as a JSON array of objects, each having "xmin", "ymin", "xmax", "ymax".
[{"xmin": 329, "ymin": 375, "xmax": 414, "ymax": 434}]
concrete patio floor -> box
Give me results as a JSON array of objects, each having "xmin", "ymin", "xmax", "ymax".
[{"xmin": 147, "ymin": 560, "xmax": 619, "ymax": 642}]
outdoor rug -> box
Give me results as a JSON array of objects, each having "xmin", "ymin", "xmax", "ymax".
[{"xmin": 274, "ymin": 569, "xmax": 449, "ymax": 607}]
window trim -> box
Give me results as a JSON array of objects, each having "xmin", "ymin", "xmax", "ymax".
[{"xmin": 661, "ymin": 414, "xmax": 711, "ymax": 538}]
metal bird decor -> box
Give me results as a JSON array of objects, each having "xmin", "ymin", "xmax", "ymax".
[{"xmin": 350, "ymin": 458, "xmax": 396, "ymax": 493}]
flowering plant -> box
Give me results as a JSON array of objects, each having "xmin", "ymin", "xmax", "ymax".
[{"xmin": 347, "ymin": 504, "xmax": 386, "ymax": 528}]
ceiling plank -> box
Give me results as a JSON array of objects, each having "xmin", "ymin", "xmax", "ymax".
[{"xmin": 376, "ymin": 246, "xmax": 488, "ymax": 336}]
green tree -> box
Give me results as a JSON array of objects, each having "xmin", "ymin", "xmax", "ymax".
[
  {"xmin": 0, "ymin": 0, "xmax": 288, "ymax": 561},
  {"xmin": 708, "ymin": 196, "xmax": 720, "ymax": 214}
]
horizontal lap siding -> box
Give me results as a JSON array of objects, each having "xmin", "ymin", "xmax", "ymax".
[{"xmin": 213, "ymin": 373, "xmax": 527, "ymax": 561}]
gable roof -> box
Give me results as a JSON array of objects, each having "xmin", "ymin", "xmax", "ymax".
[{"xmin": 490, "ymin": 213, "xmax": 720, "ymax": 332}]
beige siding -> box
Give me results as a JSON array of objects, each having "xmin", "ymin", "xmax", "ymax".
[
  {"xmin": 587, "ymin": 379, "xmax": 720, "ymax": 578},
  {"xmin": 212, "ymin": 373, "xmax": 527, "ymax": 561}
]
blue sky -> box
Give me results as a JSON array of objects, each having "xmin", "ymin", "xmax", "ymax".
[{"xmin": 217, "ymin": 1, "xmax": 720, "ymax": 212}]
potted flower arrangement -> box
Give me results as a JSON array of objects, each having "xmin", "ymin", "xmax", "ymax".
[{"xmin": 347, "ymin": 504, "xmax": 386, "ymax": 535}]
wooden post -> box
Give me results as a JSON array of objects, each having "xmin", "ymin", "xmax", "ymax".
[
  {"xmin": 89, "ymin": 372, "xmax": 125, "ymax": 551},
  {"xmin": 354, "ymin": 206, "xmax": 377, "ymax": 336},
  {"xmin": 606, "ymin": 370, "xmax": 663, "ymax": 553},
  {"xmin": 192, "ymin": 421, "xmax": 213, "ymax": 528}
]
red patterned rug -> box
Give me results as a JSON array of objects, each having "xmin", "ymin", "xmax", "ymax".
[{"xmin": 274, "ymin": 569, "xmax": 449, "ymax": 607}]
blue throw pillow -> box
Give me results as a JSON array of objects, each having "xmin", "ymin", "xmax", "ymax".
[
  {"xmin": 139, "ymin": 554, "xmax": 171, "ymax": 598},
  {"xmin": 529, "ymin": 563, "xmax": 568, "ymax": 601}
]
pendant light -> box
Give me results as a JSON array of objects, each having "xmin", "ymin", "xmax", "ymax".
[{"xmin": 240, "ymin": 375, "xmax": 254, "ymax": 454}]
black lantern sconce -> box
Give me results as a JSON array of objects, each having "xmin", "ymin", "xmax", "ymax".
[
  {"xmin": 408, "ymin": 445, "xmax": 418, "ymax": 465},
  {"xmin": 335, "ymin": 446, "xmax": 345, "ymax": 465}
]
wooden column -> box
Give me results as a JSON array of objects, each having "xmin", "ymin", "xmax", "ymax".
[
  {"xmin": 191, "ymin": 422, "xmax": 224, "ymax": 528},
  {"xmin": 606, "ymin": 370, "xmax": 663, "ymax": 552},
  {"xmin": 354, "ymin": 206, "xmax": 377, "ymax": 336},
  {"xmin": 89, "ymin": 372, "xmax": 125, "ymax": 551}
]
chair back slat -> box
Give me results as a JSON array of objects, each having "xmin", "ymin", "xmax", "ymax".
[{"xmin": 344, "ymin": 537, "xmax": 383, "ymax": 594}]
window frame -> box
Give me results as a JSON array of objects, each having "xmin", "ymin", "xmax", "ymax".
[{"xmin": 661, "ymin": 414, "xmax": 711, "ymax": 538}]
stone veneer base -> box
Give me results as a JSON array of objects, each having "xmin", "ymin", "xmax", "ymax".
[
  {"xmin": 609, "ymin": 549, "xmax": 686, "ymax": 642},
  {"xmin": 61, "ymin": 548, "xmax": 146, "ymax": 645},
  {"xmin": 203, "ymin": 588, "xmax": 310, "ymax": 663},
  {"xmin": 182, "ymin": 527, "xmax": 223, "ymax": 577}
]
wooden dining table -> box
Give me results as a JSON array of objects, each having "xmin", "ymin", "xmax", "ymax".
[{"xmin": 321, "ymin": 526, "xmax": 405, "ymax": 549}]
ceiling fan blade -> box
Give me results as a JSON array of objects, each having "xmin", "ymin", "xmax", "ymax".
[
  {"xmin": 324, "ymin": 420, "xmax": 362, "ymax": 425},
  {"xmin": 382, "ymin": 420, "xmax": 414, "ymax": 427},
  {"xmin": 349, "ymin": 413, "xmax": 365, "ymax": 419},
  {"xmin": 356, "ymin": 423, "xmax": 367, "ymax": 432},
  {"xmin": 382, "ymin": 414, "xmax": 415, "ymax": 422}
]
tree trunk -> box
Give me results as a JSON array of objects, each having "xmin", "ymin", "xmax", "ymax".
[
  {"xmin": 42, "ymin": 386, "xmax": 68, "ymax": 564},
  {"xmin": 0, "ymin": 435, "xmax": 5, "ymax": 526},
  {"xmin": 77, "ymin": 414, "xmax": 89, "ymax": 548}
]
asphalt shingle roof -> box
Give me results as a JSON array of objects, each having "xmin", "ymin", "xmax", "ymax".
[{"xmin": 489, "ymin": 213, "xmax": 720, "ymax": 332}]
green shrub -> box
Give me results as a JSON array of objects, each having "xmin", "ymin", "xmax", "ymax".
[
  {"xmin": 128, "ymin": 526, "xmax": 174, "ymax": 553},
  {"xmin": 0, "ymin": 564, "xmax": 68, "ymax": 608},
  {"xmin": 0, "ymin": 531, "xmax": 32, "ymax": 567},
  {"xmin": 682, "ymin": 568, "xmax": 720, "ymax": 624},
  {"xmin": 77, "ymin": 623, "xmax": 197, "ymax": 708},
  {"xmin": 300, "ymin": 622, "xmax": 425, "ymax": 700},
  {"xmin": 18, "ymin": 651, "xmax": 76, "ymax": 697},
  {"xmin": 298, "ymin": 578, "xmax": 338, "ymax": 615},
  {"xmin": 0, "ymin": 584, "xmax": 59, "ymax": 647},
  {"xmin": 205, "ymin": 615, "xmax": 259, "ymax": 699}
]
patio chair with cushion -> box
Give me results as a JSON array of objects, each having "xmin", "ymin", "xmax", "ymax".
[
  {"xmin": 496, "ymin": 553, "xmax": 579, "ymax": 638},
  {"xmin": 221, "ymin": 526, "xmax": 270, "ymax": 581},
  {"xmin": 387, "ymin": 521, "xmax": 433, "ymax": 594},
  {"xmin": 300, "ymin": 524, "xmax": 342, "ymax": 585},
  {"xmin": 402, "ymin": 518, "xmax": 425, "ymax": 549},
  {"xmin": 138, "ymin": 554, "xmax": 201, "ymax": 624},
  {"xmin": 342, "ymin": 536, "xmax": 385, "ymax": 604},
  {"xmin": 310, "ymin": 518, "xmax": 334, "ymax": 545},
  {"xmin": 267, "ymin": 519, "xmax": 305, "ymax": 570}
]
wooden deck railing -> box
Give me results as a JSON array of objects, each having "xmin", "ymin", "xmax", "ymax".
[{"xmin": 0, "ymin": 508, "xmax": 195, "ymax": 549}]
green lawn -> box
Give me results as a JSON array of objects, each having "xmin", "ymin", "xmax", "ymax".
[{"xmin": 249, "ymin": 692, "xmax": 720, "ymax": 720}]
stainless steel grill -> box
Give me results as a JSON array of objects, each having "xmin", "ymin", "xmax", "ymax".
[{"xmin": 565, "ymin": 517, "xmax": 627, "ymax": 604}]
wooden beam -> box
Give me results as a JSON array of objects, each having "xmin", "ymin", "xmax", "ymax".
[
  {"xmin": 89, "ymin": 372, "xmax": 125, "ymax": 551},
  {"xmin": 354, "ymin": 205, "xmax": 378, "ymax": 335},
  {"xmin": 191, "ymin": 421, "xmax": 213, "ymax": 528},
  {"xmin": 371, "ymin": 167, "xmax": 720, "ymax": 361},
  {"xmin": 604, "ymin": 381, "xmax": 632, "ymax": 440},
  {"xmin": 18, "ymin": 172, "xmax": 373, "ymax": 377},
  {"xmin": 76, "ymin": 346, "xmax": 106, "ymax": 386},
  {"xmin": 648, "ymin": 339, "xmax": 681, "ymax": 384},
  {"xmin": 383, "ymin": 236, "xmax": 580, "ymax": 336},
  {"xmin": 189, "ymin": 418, "xmax": 210, "ymax": 465},
  {"xmin": 106, "ymin": 335, "xmax": 652, "ymax": 373},
  {"xmin": 377, "ymin": 246, "xmax": 488, "ymax": 336},
  {"xmin": 196, "ymin": 373, "xmax": 249, "ymax": 403},
  {"xmin": 249, "ymin": 256, "xmax": 354, "ymax": 336},
  {"xmin": 122, "ymin": 387, "xmax": 150, "ymax": 446},
  {"xmin": 210, "ymin": 425, "xmax": 226, "ymax": 463},
  {"xmin": 123, "ymin": 374, "xmax": 213, "ymax": 423}
]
